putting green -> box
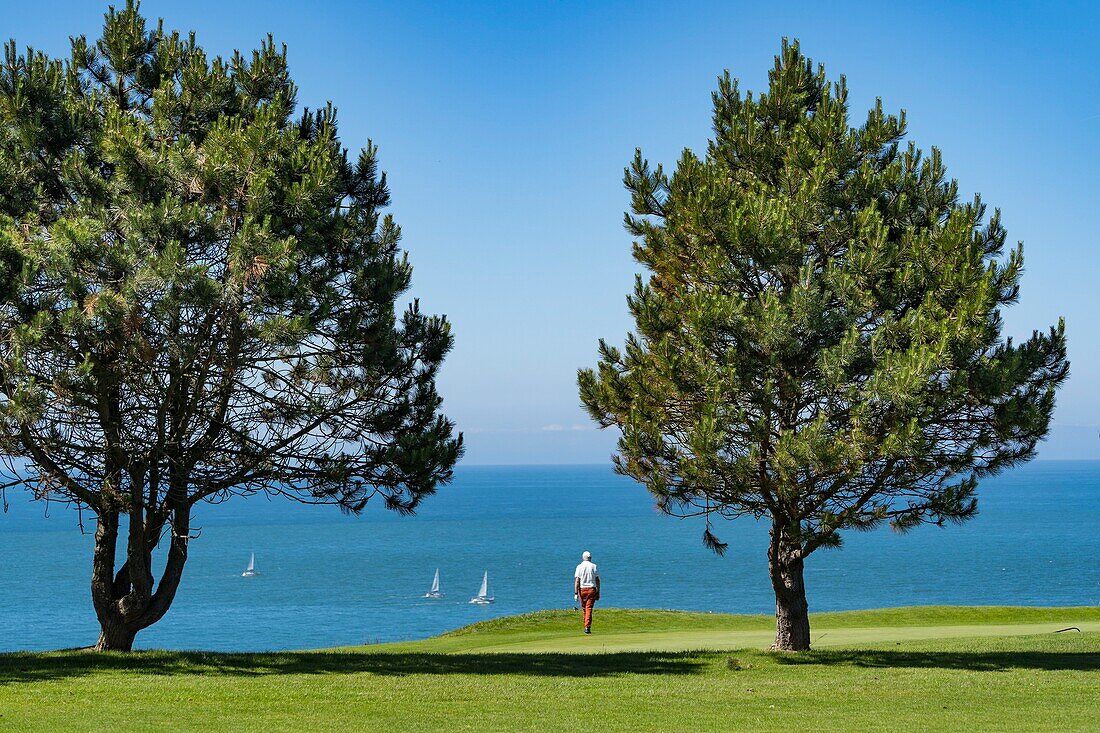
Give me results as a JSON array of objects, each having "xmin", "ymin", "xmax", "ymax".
[{"xmin": 374, "ymin": 605, "xmax": 1100, "ymax": 653}]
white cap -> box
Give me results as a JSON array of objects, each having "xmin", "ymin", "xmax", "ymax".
[{"xmin": 582, "ymin": 551, "xmax": 592, "ymax": 560}]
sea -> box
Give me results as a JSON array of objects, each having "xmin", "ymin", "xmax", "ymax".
[{"xmin": 1, "ymin": 461, "xmax": 1098, "ymax": 652}]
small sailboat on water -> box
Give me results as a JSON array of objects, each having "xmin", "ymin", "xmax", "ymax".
[
  {"xmin": 425, "ymin": 568, "xmax": 444, "ymax": 598},
  {"xmin": 242, "ymin": 552, "xmax": 257, "ymax": 577},
  {"xmin": 469, "ymin": 571, "xmax": 494, "ymax": 605}
]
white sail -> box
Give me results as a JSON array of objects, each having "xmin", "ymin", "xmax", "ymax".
[
  {"xmin": 242, "ymin": 552, "xmax": 257, "ymax": 577},
  {"xmin": 469, "ymin": 570, "xmax": 493, "ymax": 603},
  {"xmin": 425, "ymin": 568, "xmax": 443, "ymax": 597}
]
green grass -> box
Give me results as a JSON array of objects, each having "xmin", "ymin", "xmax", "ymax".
[{"xmin": 2, "ymin": 606, "xmax": 1098, "ymax": 732}]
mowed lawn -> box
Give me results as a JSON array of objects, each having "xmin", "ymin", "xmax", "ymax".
[{"xmin": 2, "ymin": 607, "xmax": 1098, "ymax": 732}]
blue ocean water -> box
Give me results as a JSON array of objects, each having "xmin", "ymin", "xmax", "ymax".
[{"xmin": 1, "ymin": 461, "xmax": 1098, "ymax": 652}]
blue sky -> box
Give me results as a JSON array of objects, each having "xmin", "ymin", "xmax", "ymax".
[{"xmin": 6, "ymin": 1, "xmax": 1099, "ymax": 463}]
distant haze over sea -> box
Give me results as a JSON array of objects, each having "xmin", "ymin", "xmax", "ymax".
[{"xmin": 458, "ymin": 424, "xmax": 1099, "ymax": 465}]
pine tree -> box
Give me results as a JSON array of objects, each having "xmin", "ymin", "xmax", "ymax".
[
  {"xmin": 0, "ymin": 2, "xmax": 461, "ymax": 650},
  {"xmin": 578, "ymin": 40, "xmax": 1068, "ymax": 651}
]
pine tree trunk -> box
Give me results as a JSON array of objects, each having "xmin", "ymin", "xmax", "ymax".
[
  {"xmin": 90, "ymin": 511, "xmax": 138, "ymax": 651},
  {"xmin": 769, "ymin": 540, "xmax": 811, "ymax": 651},
  {"xmin": 95, "ymin": 613, "xmax": 138, "ymax": 652}
]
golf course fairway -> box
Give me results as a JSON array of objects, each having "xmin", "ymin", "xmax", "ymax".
[{"xmin": 2, "ymin": 606, "xmax": 1097, "ymax": 732}]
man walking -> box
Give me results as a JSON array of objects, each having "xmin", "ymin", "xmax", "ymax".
[{"xmin": 573, "ymin": 550, "xmax": 600, "ymax": 634}]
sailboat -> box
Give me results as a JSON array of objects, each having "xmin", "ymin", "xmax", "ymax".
[
  {"xmin": 424, "ymin": 568, "xmax": 444, "ymax": 598},
  {"xmin": 469, "ymin": 571, "xmax": 494, "ymax": 604},
  {"xmin": 241, "ymin": 552, "xmax": 257, "ymax": 577}
]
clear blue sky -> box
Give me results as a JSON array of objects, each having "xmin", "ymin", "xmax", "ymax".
[{"xmin": 7, "ymin": 1, "xmax": 1099, "ymax": 463}]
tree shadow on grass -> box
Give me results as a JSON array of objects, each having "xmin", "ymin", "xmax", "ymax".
[
  {"xmin": 0, "ymin": 649, "xmax": 709, "ymax": 685},
  {"xmin": 775, "ymin": 648, "xmax": 1100, "ymax": 672}
]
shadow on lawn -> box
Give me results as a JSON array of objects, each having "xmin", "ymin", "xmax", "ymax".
[
  {"xmin": 0, "ymin": 649, "xmax": 708, "ymax": 685},
  {"xmin": 777, "ymin": 648, "xmax": 1100, "ymax": 672}
]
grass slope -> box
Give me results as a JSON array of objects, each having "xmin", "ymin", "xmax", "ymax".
[{"xmin": 2, "ymin": 607, "xmax": 1098, "ymax": 732}]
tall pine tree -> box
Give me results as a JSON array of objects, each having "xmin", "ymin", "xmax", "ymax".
[
  {"xmin": 579, "ymin": 40, "xmax": 1067, "ymax": 651},
  {"xmin": 0, "ymin": 2, "xmax": 461, "ymax": 650}
]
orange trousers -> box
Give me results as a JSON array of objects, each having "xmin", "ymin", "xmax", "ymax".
[{"xmin": 579, "ymin": 587, "xmax": 598, "ymax": 630}]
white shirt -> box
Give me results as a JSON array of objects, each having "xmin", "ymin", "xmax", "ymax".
[{"xmin": 574, "ymin": 560, "xmax": 599, "ymax": 589}]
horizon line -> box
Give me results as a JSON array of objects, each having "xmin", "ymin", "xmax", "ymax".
[{"xmin": 456, "ymin": 457, "xmax": 1100, "ymax": 468}]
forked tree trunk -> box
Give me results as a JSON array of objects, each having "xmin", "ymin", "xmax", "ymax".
[
  {"xmin": 769, "ymin": 539, "xmax": 811, "ymax": 651},
  {"xmin": 89, "ymin": 502, "xmax": 191, "ymax": 651}
]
